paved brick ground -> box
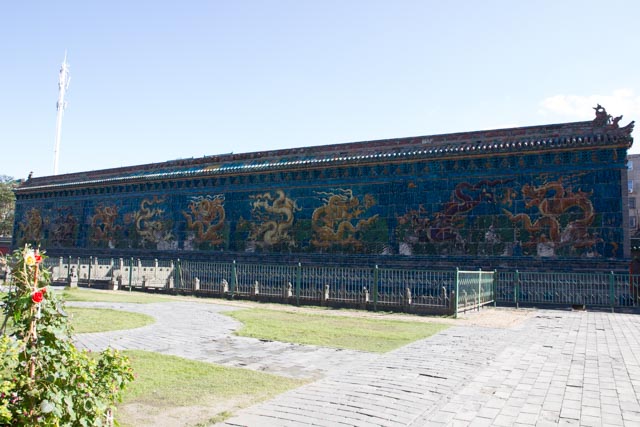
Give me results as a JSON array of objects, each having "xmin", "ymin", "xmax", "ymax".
[
  {"xmin": 221, "ymin": 310, "xmax": 640, "ymax": 427},
  {"xmin": 71, "ymin": 301, "xmax": 640, "ymax": 426},
  {"xmin": 72, "ymin": 301, "xmax": 378, "ymax": 379}
]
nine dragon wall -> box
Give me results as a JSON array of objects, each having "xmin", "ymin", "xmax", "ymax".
[{"xmin": 13, "ymin": 146, "xmax": 629, "ymax": 263}]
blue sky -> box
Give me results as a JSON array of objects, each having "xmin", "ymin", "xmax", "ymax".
[{"xmin": 2, "ymin": 0, "xmax": 639, "ymax": 180}]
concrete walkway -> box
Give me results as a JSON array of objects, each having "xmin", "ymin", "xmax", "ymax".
[{"xmin": 72, "ymin": 301, "xmax": 640, "ymax": 426}]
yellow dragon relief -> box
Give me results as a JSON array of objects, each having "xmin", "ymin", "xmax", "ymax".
[
  {"xmin": 311, "ymin": 189, "xmax": 378, "ymax": 250},
  {"xmin": 182, "ymin": 195, "xmax": 226, "ymax": 245},
  {"xmin": 19, "ymin": 208, "xmax": 43, "ymax": 244},
  {"xmin": 90, "ymin": 204, "xmax": 121, "ymax": 247},
  {"xmin": 248, "ymin": 190, "xmax": 300, "ymax": 248},
  {"xmin": 502, "ymin": 178, "xmax": 600, "ymax": 252},
  {"xmin": 134, "ymin": 196, "xmax": 174, "ymax": 246}
]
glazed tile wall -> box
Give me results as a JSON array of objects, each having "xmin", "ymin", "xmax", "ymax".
[{"xmin": 13, "ymin": 147, "xmax": 628, "ymax": 261}]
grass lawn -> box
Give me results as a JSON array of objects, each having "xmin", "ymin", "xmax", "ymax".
[
  {"xmin": 1, "ymin": 307, "xmax": 155, "ymax": 335},
  {"xmin": 2, "ymin": 288, "xmax": 159, "ymax": 334},
  {"xmin": 67, "ymin": 307, "xmax": 155, "ymax": 333},
  {"xmin": 2, "ymin": 288, "xmax": 454, "ymax": 425},
  {"xmin": 62, "ymin": 287, "xmax": 174, "ymax": 304},
  {"xmin": 226, "ymin": 308, "xmax": 449, "ymax": 353},
  {"xmin": 117, "ymin": 350, "xmax": 306, "ymax": 426}
]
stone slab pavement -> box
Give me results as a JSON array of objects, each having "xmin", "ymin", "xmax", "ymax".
[
  {"xmin": 221, "ymin": 310, "xmax": 640, "ymax": 427},
  {"xmin": 71, "ymin": 300, "xmax": 640, "ymax": 426},
  {"xmin": 71, "ymin": 301, "xmax": 379, "ymax": 379}
]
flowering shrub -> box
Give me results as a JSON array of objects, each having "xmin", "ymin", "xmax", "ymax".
[{"xmin": 0, "ymin": 245, "xmax": 134, "ymax": 426}]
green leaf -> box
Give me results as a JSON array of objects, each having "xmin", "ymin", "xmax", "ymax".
[
  {"xmin": 1, "ymin": 245, "xmax": 134, "ymax": 425},
  {"xmin": 40, "ymin": 399, "xmax": 55, "ymax": 414}
]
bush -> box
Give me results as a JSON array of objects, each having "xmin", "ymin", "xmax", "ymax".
[{"xmin": 0, "ymin": 245, "xmax": 134, "ymax": 426}]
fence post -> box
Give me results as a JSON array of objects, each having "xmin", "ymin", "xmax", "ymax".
[
  {"xmin": 515, "ymin": 269, "xmax": 520, "ymax": 309},
  {"xmin": 58, "ymin": 257, "xmax": 64, "ymax": 282},
  {"xmin": 67, "ymin": 255, "xmax": 72, "ymax": 284},
  {"xmin": 128, "ymin": 257, "xmax": 134, "ymax": 292},
  {"xmin": 404, "ymin": 287, "xmax": 412, "ymax": 312},
  {"xmin": 231, "ymin": 260, "xmax": 237, "ymax": 297},
  {"xmin": 454, "ymin": 267, "xmax": 460, "ymax": 318},
  {"xmin": 493, "ymin": 270, "xmax": 497, "ymax": 308},
  {"xmin": 88, "ymin": 256, "xmax": 93, "ymax": 287},
  {"xmin": 118, "ymin": 258, "xmax": 124, "ymax": 288},
  {"xmin": 295, "ymin": 262, "xmax": 301, "ymax": 306},
  {"xmin": 176, "ymin": 258, "xmax": 182, "ymax": 289},
  {"xmin": 373, "ymin": 265, "xmax": 379, "ymax": 312},
  {"xmin": 477, "ymin": 268, "xmax": 481, "ymax": 311},
  {"xmin": 609, "ymin": 271, "xmax": 615, "ymax": 313},
  {"xmin": 109, "ymin": 258, "xmax": 114, "ymax": 287},
  {"xmin": 168, "ymin": 260, "xmax": 175, "ymax": 289}
]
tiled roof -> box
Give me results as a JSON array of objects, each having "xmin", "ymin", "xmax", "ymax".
[{"xmin": 17, "ymin": 114, "xmax": 634, "ymax": 192}]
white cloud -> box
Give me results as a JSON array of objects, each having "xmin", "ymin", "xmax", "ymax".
[{"xmin": 539, "ymin": 89, "xmax": 640, "ymax": 122}]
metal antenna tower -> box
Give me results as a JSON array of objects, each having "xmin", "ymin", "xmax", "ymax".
[{"xmin": 53, "ymin": 52, "xmax": 70, "ymax": 175}]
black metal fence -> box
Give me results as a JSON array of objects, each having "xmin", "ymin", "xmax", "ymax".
[{"xmin": 43, "ymin": 256, "xmax": 640, "ymax": 314}]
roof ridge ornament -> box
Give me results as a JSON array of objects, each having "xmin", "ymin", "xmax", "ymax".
[{"xmin": 593, "ymin": 104, "xmax": 635, "ymax": 135}]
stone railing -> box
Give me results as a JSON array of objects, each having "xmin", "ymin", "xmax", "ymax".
[{"xmin": 49, "ymin": 257, "xmax": 174, "ymax": 290}]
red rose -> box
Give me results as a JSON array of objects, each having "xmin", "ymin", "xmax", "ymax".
[
  {"xmin": 34, "ymin": 251, "xmax": 42, "ymax": 264},
  {"xmin": 32, "ymin": 291, "xmax": 44, "ymax": 304}
]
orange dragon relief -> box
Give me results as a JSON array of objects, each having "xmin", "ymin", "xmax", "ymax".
[
  {"xmin": 248, "ymin": 190, "xmax": 300, "ymax": 248},
  {"xmin": 311, "ymin": 189, "xmax": 378, "ymax": 250},
  {"xmin": 19, "ymin": 208, "xmax": 44, "ymax": 244},
  {"xmin": 182, "ymin": 195, "xmax": 226, "ymax": 245},
  {"xmin": 502, "ymin": 178, "xmax": 600, "ymax": 252}
]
